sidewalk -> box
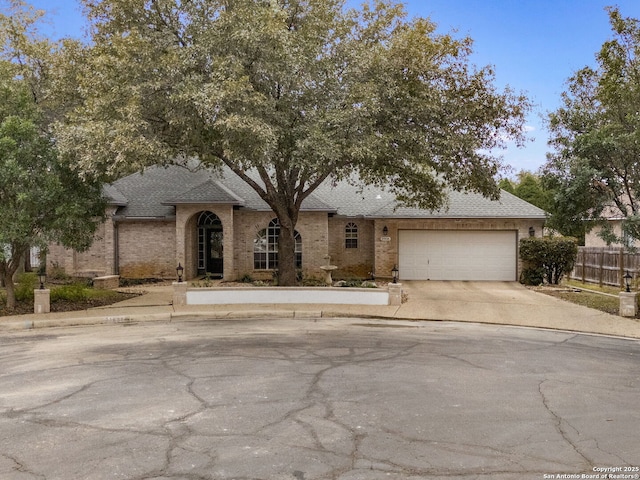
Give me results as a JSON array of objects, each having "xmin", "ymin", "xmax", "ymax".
[{"xmin": 2, "ymin": 282, "xmax": 640, "ymax": 339}]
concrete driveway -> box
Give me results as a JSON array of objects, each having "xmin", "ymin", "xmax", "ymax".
[
  {"xmin": 1, "ymin": 318, "xmax": 639, "ymax": 479},
  {"xmin": 394, "ymin": 281, "xmax": 640, "ymax": 338}
]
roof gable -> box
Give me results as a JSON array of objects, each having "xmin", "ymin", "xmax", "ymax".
[{"xmin": 162, "ymin": 179, "xmax": 244, "ymax": 205}]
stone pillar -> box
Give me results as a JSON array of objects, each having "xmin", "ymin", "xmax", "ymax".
[
  {"xmin": 388, "ymin": 283, "xmax": 403, "ymax": 306},
  {"xmin": 619, "ymin": 291, "xmax": 638, "ymax": 317},
  {"xmin": 173, "ymin": 281, "xmax": 188, "ymax": 310},
  {"xmin": 34, "ymin": 289, "xmax": 51, "ymax": 314}
]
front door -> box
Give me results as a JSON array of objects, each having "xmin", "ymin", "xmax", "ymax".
[{"xmin": 205, "ymin": 227, "xmax": 223, "ymax": 277}]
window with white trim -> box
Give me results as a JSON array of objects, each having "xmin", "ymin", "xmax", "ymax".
[
  {"xmin": 254, "ymin": 218, "xmax": 302, "ymax": 269},
  {"xmin": 345, "ymin": 222, "xmax": 358, "ymax": 249}
]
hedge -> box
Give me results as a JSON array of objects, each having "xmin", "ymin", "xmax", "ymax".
[{"xmin": 520, "ymin": 236, "xmax": 578, "ymax": 285}]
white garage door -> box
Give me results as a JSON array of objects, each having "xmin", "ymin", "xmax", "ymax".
[{"xmin": 398, "ymin": 230, "xmax": 517, "ymax": 281}]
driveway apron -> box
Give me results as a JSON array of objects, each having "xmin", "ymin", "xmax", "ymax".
[{"xmin": 396, "ymin": 281, "xmax": 640, "ymax": 338}]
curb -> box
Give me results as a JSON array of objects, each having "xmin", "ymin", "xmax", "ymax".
[{"xmin": 0, "ymin": 309, "xmax": 327, "ymax": 332}]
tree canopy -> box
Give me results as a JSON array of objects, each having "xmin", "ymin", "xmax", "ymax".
[
  {"xmin": 544, "ymin": 7, "xmax": 640, "ymax": 246},
  {"xmin": 499, "ymin": 171, "xmax": 552, "ymax": 211},
  {"xmin": 0, "ymin": 3, "xmax": 106, "ymax": 311},
  {"xmin": 55, "ymin": 0, "xmax": 531, "ymax": 284}
]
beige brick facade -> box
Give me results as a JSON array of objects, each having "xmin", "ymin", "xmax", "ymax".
[
  {"xmin": 48, "ymin": 205, "xmax": 545, "ymax": 282},
  {"xmin": 117, "ymin": 220, "xmax": 176, "ymax": 278},
  {"xmin": 232, "ymin": 210, "xmax": 329, "ymax": 281},
  {"xmin": 47, "ymin": 207, "xmax": 118, "ymax": 278},
  {"xmin": 327, "ymin": 217, "xmax": 375, "ymax": 279}
]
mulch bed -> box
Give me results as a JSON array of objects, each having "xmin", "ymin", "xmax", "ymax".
[{"xmin": 0, "ymin": 291, "xmax": 139, "ymax": 317}]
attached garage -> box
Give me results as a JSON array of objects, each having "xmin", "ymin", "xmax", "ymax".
[{"xmin": 398, "ymin": 230, "xmax": 517, "ymax": 281}]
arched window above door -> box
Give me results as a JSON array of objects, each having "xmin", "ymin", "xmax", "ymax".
[{"xmin": 198, "ymin": 211, "xmax": 222, "ymax": 227}]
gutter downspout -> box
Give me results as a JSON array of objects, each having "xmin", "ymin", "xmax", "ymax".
[{"xmin": 113, "ymin": 218, "xmax": 120, "ymax": 276}]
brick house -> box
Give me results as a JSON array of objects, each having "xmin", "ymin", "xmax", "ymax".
[{"xmin": 47, "ymin": 165, "xmax": 546, "ymax": 282}]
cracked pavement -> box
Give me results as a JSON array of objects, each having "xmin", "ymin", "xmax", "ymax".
[{"xmin": 0, "ymin": 318, "xmax": 639, "ymax": 479}]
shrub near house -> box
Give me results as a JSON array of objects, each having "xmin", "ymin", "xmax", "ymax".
[{"xmin": 520, "ymin": 237, "xmax": 578, "ymax": 285}]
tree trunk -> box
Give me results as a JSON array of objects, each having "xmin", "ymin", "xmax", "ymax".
[
  {"xmin": 3, "ymin": 273, "xmax": 17, "ymax": 311},
  {"xmin": 1, "ymin": 256, "xmax": 22, "ymax": 312},
  {"xmin": 277, "ymin": 220, "xmax": 298, "ymax": 286}
]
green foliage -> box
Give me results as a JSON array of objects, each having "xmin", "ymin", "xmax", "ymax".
[
  {"xmin": 519, "ymin": 265, "xmax": 545, "ymax": 287},
  {"xmin": 50, "ymin": 283, "xmax": 89, "ymax": 303},
  {"xmin": 498, "ymin": 178, "xmax": 515, "ymax": 194},
  {"xmin": 0, "ymin": 9, "xmax": 107, "ymax": 310},
  {"xmin": 15, "ymin": 273, "xmax": 37, "ymax": 302},
  {"xmin": 501, "ymin": 170, "xmax": 552, "ymax": 212},
  {"xmin": 519, "ymin": 237, "xmax": 579, "ymax": 285},
  {"xmin": 53, "ymin": 0, "xmax": 531, "ymax": 285},
  {"xmin": 239, "ymin": 273, "xmax": 254, "ymax": 284},
  {"xmin": 544, "ymin": 7, "xmax": 640, "ymax": 245}
]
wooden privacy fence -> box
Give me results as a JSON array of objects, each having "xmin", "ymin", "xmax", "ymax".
[{"xmin": 571, "ymin": 247, "xmax": 640, "ymax": 288}]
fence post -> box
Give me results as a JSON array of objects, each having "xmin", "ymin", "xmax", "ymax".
[
  {"xmin": 598, "ymin": 250, "xmax": 604, "ymax": 287},
  {"xmin": 619, "ymin": 248, "xmax": 625, "ymax": 290},
  {"xmin": 581, "ymin": 249, "xmax": 586, "ymax": 283}
]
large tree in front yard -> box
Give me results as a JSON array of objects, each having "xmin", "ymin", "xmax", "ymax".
[
  {"xmin": 544, "ymin": 7, "xmax": 640, "ymax": 245},
  {"xmin": 56, "ymin": 0, "xmax": 531, "ymax": 285},
  {"xmin": 0, "ymin": 6, "xmax": 106, "ymax": 311}
]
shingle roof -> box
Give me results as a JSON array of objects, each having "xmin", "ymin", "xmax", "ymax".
[
  {"xmin": 102, "ymin": 184, "xmax": 128, "ymax": 206},
  {"xmin": 312, "ymin": 178, "xmax": 546, "ymax": 219},
  {"xmin": 162, "ymin": 179, "xmax": 244, "ymax": 205},
  {"xmin": 110, "ymin": 165, "xmax": 333, "ymax": 218},
  {"xmin": 364, "ymin": 189, "xmax": 547, "ymax": 219},
  {"xmin": 109, "ymin": 164, "xmax": 546, "ymax": 220}
]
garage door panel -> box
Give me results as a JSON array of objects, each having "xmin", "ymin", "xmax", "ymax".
[{"xmin": 398, "ymin": 230, "xmax": 516, "ymax": 281}]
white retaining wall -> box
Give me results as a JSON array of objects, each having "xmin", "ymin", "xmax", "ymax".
[{"xmin": 186, "ymin": 287, "xmax": 389, "ymax": 305}]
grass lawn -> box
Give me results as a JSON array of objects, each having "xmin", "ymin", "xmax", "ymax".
[{"xmin": 535, "ymin": 279, "xmax": 632, "ymax": 317}]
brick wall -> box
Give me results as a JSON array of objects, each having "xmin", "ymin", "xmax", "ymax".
[
  {"xmin": 46, "ymin": 208, "xmax": 118, "ymax": 277},
  {"xmin": 327, "ymin": 217, "xmax": 375, "ymax": 279},
  {"xmin": 232, "ymin": 210, "xmax": 329, "ymax": 281},
  {"xmin": 117, "ymin": 220, "xmax": 176, "ymax": 278}
]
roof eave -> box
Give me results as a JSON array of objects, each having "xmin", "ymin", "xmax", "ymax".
[{"xmin": 160, "ymin": 200, "xmax": 244, "ymax": 206}]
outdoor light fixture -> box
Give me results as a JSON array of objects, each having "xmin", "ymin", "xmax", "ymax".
[
  {"xmin": 392, "ymin": 264, "xmax": 399, "ymax": 284},
  {"xmin": 624, "ymin": 270, "xmax": 632, "ymax": 292},
  {"xmin": 382, "ymin": 226, "xmax": 389, "ymax": 236},
  {"xmin": 529, "ymin": 226, "xmax": 535, "ymax": 237},
  {"xmin": 38, "ymin": 269, "xmax": 46, "ymax": 290},
  {"xmin": 176, "ymin": 263, "xmax": 184, "ymax": 283}
]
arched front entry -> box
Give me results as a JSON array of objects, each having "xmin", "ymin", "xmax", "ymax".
[{"xmin": 197, "ymin": 211, "xmax": 223, "ymax": 277}]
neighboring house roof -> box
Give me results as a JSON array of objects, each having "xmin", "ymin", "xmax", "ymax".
[
  {"xmin": 108, "ymin": 164, "xmax": 547, "ymax": 220},
  {"xmin": 597, "ymin": 202, "xmax": 636, "ymax": 221}
]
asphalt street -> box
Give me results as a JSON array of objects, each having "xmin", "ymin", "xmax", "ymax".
[{"xmin": 1, "ymin": 317, "xmax": 639, "ymax": 480}]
